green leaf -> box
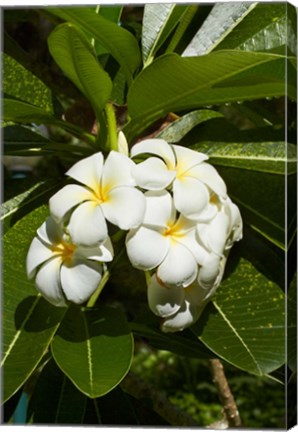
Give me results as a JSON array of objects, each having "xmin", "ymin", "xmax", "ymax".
[
  {"xmin": 216, "ymin": 166, "xmax": 292, "ymax": 250},
  {"xmin": 3, "ymin": 98, "xmax": 58, "ymax": 125},
  {"xmin": 48, "ymin": 7, "xmax": 141, "ymax": 85},
  {"xmin": 157, "ymin": 110, "xmax": 223, "ymax": 142},
  {"xmin": 191, "ymin": 141, "xmax": 296, "ymax": 175},
  {"xmin": 193, "ymin": 257, "xmax": 285, "ymax": 376},
  {"xmin": 3, "ymin": 125, "xmax": 52, "ymax": 155},
  {"xmin": 2, "ymin": 98, "xmax": 96, "ymax": 146},
  {"xmin": 92, "ymin": 6, "xmax": 123, "ymax": 57},
  {"xmin": 27, "ymin": 359, "xmax": 87, "ymax": 424},
  {"xmin": 142, "ymin": 3, "xmax": 189, "ymax": 65},
  {"xmin": 2, "ymin": 205, "xmax": 66, "ymax": 402},
  {"xmin": 48, "ymin": 23, "xmax": 112, "ymax": 117},
  {"xmin": 2, "ymin": 53, "xmax": 53, "ymax": 113},
  {"xmin": 1, "ymin": 179, "xmax": 62, "ymax": 233},
  {"xmin": 125, "ymin": 51, "xmax": 295, "ymax": 141},
  {"xmin": 51, "ymin": 306, "xmax": 134, "ymax": 398},
  {"xmin": 183, "ymin": 3, "xmax": 293, "ymax": 56}
]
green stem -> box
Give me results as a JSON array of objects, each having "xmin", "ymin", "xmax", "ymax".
[
  {"xmin": 87, "ymin": 270, "xmax": 110, "ymax": 307},
  {"xmin": 105, "ymin": 103, "xmax": 118, "ymax": 151},
  {"xmin": 145, "ymin": 270, "xmax": 151, "ymax": 287}
]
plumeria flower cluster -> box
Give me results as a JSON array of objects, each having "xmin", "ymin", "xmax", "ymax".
[{"xmin": 27, "ymin": 134, "xmax": 242, "ymax": 332}]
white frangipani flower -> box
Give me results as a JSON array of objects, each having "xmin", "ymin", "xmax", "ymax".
[
  {"xmin": 131, "ymin": 139, "xmax": 227, "ymax": 221},
  {"xmin": 196, "ymin": 196, "xmax": 242, "ymax": 289},
  {"xmin": 49, "ymin": 151, "xmax": 146, "ymax": 246},
  {"xmin": 126, "ymin": 190, "xmax": 209, "ymax": 287},
  {"xmin": 26, "ymin": 217, "xmax": 113, "ymax": 307},
  {"xmin": 148, "ymin": 274, "xmax": 214, "ymax": 332}
]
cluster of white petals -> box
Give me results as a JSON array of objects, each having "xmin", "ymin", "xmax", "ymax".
[
  {"xmin": 27, "ymin": 134, "xmax": 242, "ymax": 332},
  {"xmin": 26, "ymin": 216, "xmax": 113, "ymax": 306},
  {"xmin": 126, "ymin": 138, "xmax": 242, "ymax": 332}
]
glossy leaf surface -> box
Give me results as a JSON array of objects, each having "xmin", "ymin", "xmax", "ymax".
[
  {"xmin": 126, "ymin": 51, "xmax": 295, "ymax": 141},
  {"xmin": 48, "ymin": 7, "xmax": 141, "ymax": 85},
  {"xmin": 193, "ymin": 256, "xmax": 285, "ymax": 376},
  {"xmin": 142, "ymin": 3, "xmax": 188, "ymax": 65},
  {"xmin": 2, "ymin": 53, "xmax": 53, "ymax": 112},
  {"xmin": 48, "ymin": 24, "xmax": 112, "ymax": 115},
  {"xmin": 183, "ymin": 3, "xmax": 292, "ymax": 56},
  {"xmin": 51, "ymin": 306, "xmax": 134, "ymax": 398},
  {"xmin": 2, "ymin": 205, "xmax": 66, "ymax": 402}
]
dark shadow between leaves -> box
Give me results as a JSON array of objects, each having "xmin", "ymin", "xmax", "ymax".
[{"xmin": 14, "ymin": 295, "xmax": 66, "ymax": 332}]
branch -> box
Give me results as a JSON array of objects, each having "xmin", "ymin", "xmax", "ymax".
[
  {"xmin": 120, "ymin": 371, "xmax": 197, "ymax": 427},
  {"xmin": 208, "ymin": 359, "xmax": 242, "ymax": 427}
]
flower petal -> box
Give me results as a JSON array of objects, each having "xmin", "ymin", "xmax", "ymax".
[
  {"xmin": 172, "ymin": 145, "xmax": 208, "ymax": 175},
  {"xmin": 147, "ymin": 274, "xmax": 184, "ymax": 318},
  {"xmin": 131, "ymin": 138, "xmax": 176, "ymax": 169},
  {"xmin": 117, "ymin": 131, "xmax": 129, "ymax": 156},
  {"xmin": 132, "ymin": 157, "xmax": 176, "ymax": 190},
  {"xmin": 76, "ymin": 237, "xmax": 114, "ymax": 262},
  {"xmin": 224, "ymin": 199, "xmax": 243, "ymax": 244},
  {"xmin": 143, "ymin": 190, "xmax": 175, "ymax": 228},
  {"xmin": 173, "ymin": 177, "xmax": 209, "ymax": 220},
  {"xmin": 49, "ymin": 184, "xmax": 94, "ymax": 223},
  {"xmin": 197, "ymin": 212, "xmax": 230, "ymax": 256},
  {"xmin": 37, "ymin": 216, "xmax": 63, "ymax": 246},
  {"xmin": 26, "ymin": 237, "xmax": 55, "ymax": 279},
  {"xmin": 178, "ymin": 228, "xmax": 209, "ymax": 265},
  {"xmin": 161, "ymin": 300, "xmax": 203, "ymax": 333},
  {"xmin": 126, "ymin": 226, "xmax": 169, "ymax": 270},
  {"xmin": 102, "ymin": 150, "xmax": 136, "ymax": 189},
  {"xmin": 157, "ymin": 241, "xmax": 198, "ymax": 287},
  {"xmin": 102, "ymin": 186, "xmax": 146, "ymax": 230},
  {"xmin": 35, "ymin": 257, "xmax": 66, "ymax": 307},
  {"xmin": 187, "ymin": 162, "xmax": 227, "ymax": 198},
  {"xmin": 198, "ymin": 252, "xmax": 223, "ymax": 290},
  {"xmin": 68, "ymin": 201, "xmax": 108, "ymax": 246},
  {"xmin": 60, "ymin": 260, "xmax": 103, "ymax": 304},
  {"xmin": 66, "ymin": 152, "xmax": 103, "ymax": 192}
]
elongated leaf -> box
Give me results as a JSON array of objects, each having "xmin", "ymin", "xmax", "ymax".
[
  {"xmin": 2, "ymin": 53, "xmax": 53, "ymax": 112},
  {"xmin": 218, "ymin": 166, "xmax": 296, "ymax": 250},
  {"xmin": 3, "ymin": 98, "xmax": 96, "ymax": 146},
  {"xmin": 1, "ymin": 179, "xmax": 62, "ymax": 233},
  {"xmin": 92, "ymin": 6, "xmax": 123, "ymax": 57},
  {"xmin": 48, "ymin": 23, "xmax": 112, "ymax": 116},
  {"xmin": 193, "ymin": 257, "xmax": 285, "ymax": 376},
  {"xmin": 142, "ymin": 3, "xmax": 188, "ymax": 65},
  {"xmin": 51, "ymin": 306, "xmax": 134, "ymax": 398},
  {"xmin": 125, "ymin": 51, "xmax": 296, "ymax": 141},
  {"xmin": 220, "ymin": 3, "xmax": 293, "ymax": 54},
  {"xmin": 3, "ymin": 98, "xmax": 58, "ymax": 125},
  {"xmin": 191, "ymin": 141, "xmax": 296, "ymax": 175},
  {"xmin": 183, "ymin": 2, "xmax": 256, "ymax": 55},
  {"xmin": 27, "ymin": 359, "xmax": 86, "ymax": 424},
  {"xmin": 48, "ymin": 7, "xmax": 141, "ymax": 85},
  {"xmin": 2, "ymin": 205, "xmax": 66, "ymax": 402},
  {"xmin": 3, "ymin": 125, "xmax": 52, "ymax": 155},
  {"xmin": 157, "ymin": 110, "xmax": 223, "ymax": 142},
  {"xmin": 183, "ymin": 3, "xmax": 292, "ymax": 56}
]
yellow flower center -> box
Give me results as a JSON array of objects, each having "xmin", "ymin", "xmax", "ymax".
[
  {"xmin": 163, "ymin": 220, "xmax": 184, "ymax": 239},
  {"xmin": 51, "ymin": 241, "xmax": 77, "ymax": 264},
  {"xmin": 92, "ymin": 182, "xmax": 110, "ymax": 204}
]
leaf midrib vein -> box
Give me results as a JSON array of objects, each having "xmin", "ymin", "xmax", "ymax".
[
  {"xmin": 82, "ymin": 313, "xmax": 93, "ymax": 395},
  {"xmin": 1, "ymin": 295, "xmax": 41, "ymax": 367},
  {"xmin": 213, "ymin": 301, "xmax": 263, "ymax": 374}
]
